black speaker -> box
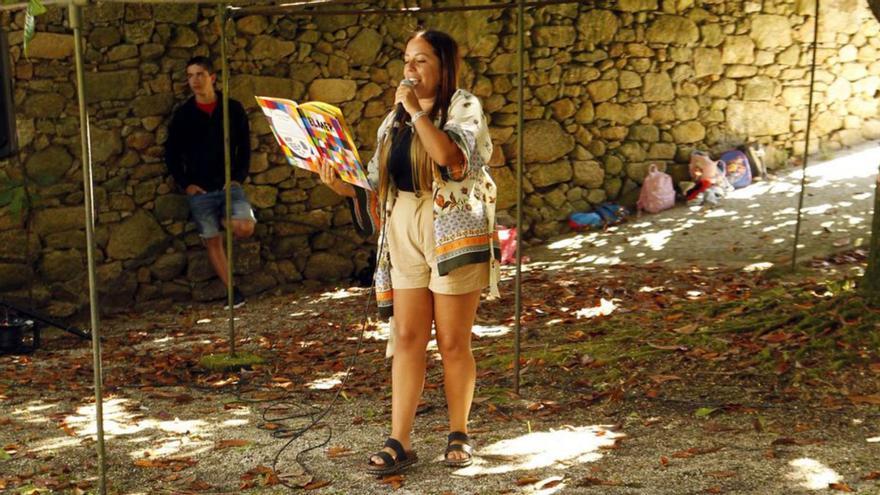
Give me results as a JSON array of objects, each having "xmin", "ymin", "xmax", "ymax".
[{"xmin": 0, "ymin": 29, "xmax": 17, "ymax": 160}]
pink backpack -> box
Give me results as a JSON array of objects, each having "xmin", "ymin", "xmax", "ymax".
[{"xmin": 637, "ymin": 164, "xmax": 675, "ymax": 214}]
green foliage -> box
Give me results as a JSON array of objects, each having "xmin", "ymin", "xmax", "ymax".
[
  {"xmin": 0, "ymin": 0, "xmax": 47, "ymax": 55},
  {"xmin": 0, "ymin": 170, "xmax": 32, "ymax": 222}
]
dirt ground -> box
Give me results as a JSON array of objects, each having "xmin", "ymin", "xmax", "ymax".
[{"xmin": 2, "ymin": 145, "xmax": 880, "ymax": 494}]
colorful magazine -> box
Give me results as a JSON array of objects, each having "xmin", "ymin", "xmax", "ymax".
[{"xmin": 255, "ymin": 96, "xmax": 371, "ymax": 190}]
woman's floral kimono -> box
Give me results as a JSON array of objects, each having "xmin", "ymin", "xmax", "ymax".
[{"xmin": 347, "ymin": 89, "xmax": 500, "ymax": 345}]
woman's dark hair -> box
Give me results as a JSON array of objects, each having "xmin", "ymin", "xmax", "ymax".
[
  {"xmin": 380, "ymin": 29, "xmax": 461, "ymax": 200},
  {"xmin": 414, "ymin": 29, "xmax": 459, "ymax": 126},
  {"xmin": 392, "ymin": 29, "xmax": 460, "ymax": 131}
]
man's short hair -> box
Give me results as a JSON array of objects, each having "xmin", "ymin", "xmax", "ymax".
[{"xmin": 187, "ymin": 56, "xmax": 214, "ymax": 74}]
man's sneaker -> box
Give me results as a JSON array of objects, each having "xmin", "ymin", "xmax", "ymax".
[{"xmin": 223, "ymin": 288, "xmax": 246, "ymax": 310}]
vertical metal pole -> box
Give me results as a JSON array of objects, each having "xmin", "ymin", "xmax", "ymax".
[
  {"xmin": 514, "ymin": 0, "xmax": 525, "ymax": 395},
  {"xmin": 791, "ymin": 0, "xmax": 820, "ymax": 272},
  {"xmin": 220, "ymin": 3, "xmax": 236, "ymax": 356},
  {"xmin": 70, "ymin": 3, "xmax": 107, "ymax": 494}
]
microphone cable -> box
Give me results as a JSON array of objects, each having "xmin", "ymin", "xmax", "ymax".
[{"xmin": 259, "ymin": 204, "xmax": 390, "ymax": 489}]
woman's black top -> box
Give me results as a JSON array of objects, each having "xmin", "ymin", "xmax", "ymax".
[{"xmin": 389, "ymin": 126, "xmax": 416, "ymax": 192}]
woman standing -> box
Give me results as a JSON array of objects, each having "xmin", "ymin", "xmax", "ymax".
[{"xmin": 318, "ymin": 29, "xmax": 499, "ymax": 475}]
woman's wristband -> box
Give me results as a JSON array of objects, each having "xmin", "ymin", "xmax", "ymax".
[{"xmin": 410, "ymin": 110, "xmax": 427, "ymax": 123}]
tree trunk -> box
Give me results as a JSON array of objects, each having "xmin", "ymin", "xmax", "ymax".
[{"xmin": 861, "ymin": 165, "xmax": 880, "ymax": 297}]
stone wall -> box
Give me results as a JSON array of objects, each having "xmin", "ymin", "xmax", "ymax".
[{"xmin": 0, "ymin": 0, "xmax": 877, "ymax": 315}]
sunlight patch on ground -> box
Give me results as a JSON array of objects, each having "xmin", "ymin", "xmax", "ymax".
[
  {"xmin": 523, "ymin": 476, "xmax": 567, "ymax": 494},
  {"xmin": 703, "ymin": 208, "xmax": 737, "ymax": 218},
  {"xmin": 867, "ymin": 436, "xmax": 880, "ymax": 443},
  {"xmin": 28, "ymin": 436, "xmax": 81, "ymax": 454},
  {"xmin": 19, "ymin": 397, "xmax": 226, "ymax": 459},
  {"xmin": 10, "ymin": 401, "xmax": 56, "ymax": 424},
  {"xmin": 627, "ymin": 229, "xmax": 673, "ymax": 251},
  {"xmin": 742, "ymin": 262, "xmax": 774, "ymax": 272},
  {"xmin": 131, "ymin": 435, "xmax": 212, "ymax": 459},
  {"xmin": 453, "ymin": 426, "xmax": 624, "ymax": 476},
  {"xmin": 786, "ymin": 458, "xmax": 842, "ymax": 490},
  {"xmin": 316, "ymin": 288, "xmax": 367, "ymax": 302},
  {"xmin": 547, "ymin": 233, "xmax": 599, "ymax": 251},
  {"xmin": 639, "ymin": 286, "xmax": 666, "ymax": 292},
  {"xmin": 362, "ymin": 320, "xmax": 391, "ymax": 342},
  {"xmin": 472, "ymin": 324, "xmax": 512, "ymax": 338},
  {"xmin": 574, "ymin": 299, "xmax": 618, "ymax": 319},
  {"xmin": 64, "ymin": 399, "xmax": 208, "ymax": 438},
  {"xmin": 574, "ymin": 254, "xmax": 623, "ymax": 265},
  {"xmin": 305, "ymin": 371, "xmax": 348, "ymax": 390},
  {"xmin": 801, "ymin": 146, "xmax": 880, "ymax": 185}
]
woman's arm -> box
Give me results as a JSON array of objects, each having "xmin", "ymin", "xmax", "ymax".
[
  {"xmin": 412, "ymin": 115, "xmax": 464, "ymax": 168},
  {"xmin": 318, "ymin": 161, "xmax": 356, "ymax": 198},
  {"xmin": 397, "ymin": 84, "xmax": 464, "ymax": 169}
]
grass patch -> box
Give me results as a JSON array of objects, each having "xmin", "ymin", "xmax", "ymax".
[
  {"xmin": 485, "ymin": 277, "xmax": 880, "ymax": 391},
  {"xmin": 199, "ymin": 352, "xmax": 265, "ymax": 371}
]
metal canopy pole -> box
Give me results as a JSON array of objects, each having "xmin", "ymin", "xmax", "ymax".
[
  {"xmin": 220, "ymin": 3, "xmax": 237, "ymax": 356},
  {"xmin": 69, "ymin": 1, "xmax": 107, "ymax": 493},
  {"xmin": 514, "ymin": 0, "xmax": 524, "ymax": 394},
  {"xmin": 791, "ymin": 0, "xmax": 821, "ymax": 271},
  {"xmin": 220, "ymin": 0, "xmax": 557, "ymax": 395},
  {"xmin": 227, "ymin": 0, "xmax": 575, "ymax": 17}
]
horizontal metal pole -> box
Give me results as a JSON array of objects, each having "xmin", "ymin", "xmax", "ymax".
[
  {"xmin": 0, "ymin": 0, "xmax": 262, "ymax": 12},
  {"xmin": 230, "ymin": 0, "xmax": 580, "ymax": 17}
]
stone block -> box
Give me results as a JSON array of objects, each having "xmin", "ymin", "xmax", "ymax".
[
  {"xmin": 40, "ymin": 249, "xmax": 83, "ymax": 282},
  {"xmin": 106, "ymin": 210, "xmax": 167, "ymax": 260},
  {"xmin": 26, "ymin": 146, "xmax": 72, "ymax": 186},
  {"xmin": 577, "ymin": 10, "xmax": 619, "ymax": 44},
  {"xmin": 151, "ymin": 252, "xmax": 187, "ymax": 281},
  {"xmin": 304, "ymin": 252, "xmax": 353, "ymax": 281},
  {"xmin": 647, "ymin": 15, "xmax": 699, "ymax": 45},
  {"xmin": 28, "ymin": 33, "xmax": 74, "ymax": 59},
  {"xmin": 84, "ymin": 70, "xmax": 139, "ymax": 104},
  {"xmin": 528, "ymin": 160, "xmax": 572, "ymax": 188},
  {"xmin": 308, "ymin": 79, "xmax": 357, "ymax": 103}
]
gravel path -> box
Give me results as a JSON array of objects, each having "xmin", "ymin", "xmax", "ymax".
[{"xmin": 529, "ymin": 142, "xmax": 880, "ymax": 272}]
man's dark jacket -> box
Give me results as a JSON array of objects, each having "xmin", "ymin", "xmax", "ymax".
[{"xmin": 165, "ymin": 94, "xmax": 250, "ymax": 192}]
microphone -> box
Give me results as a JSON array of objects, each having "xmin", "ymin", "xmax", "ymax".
[{"xmin": 396, "ymin": 78, "xmax": 416, "ymax": 120}]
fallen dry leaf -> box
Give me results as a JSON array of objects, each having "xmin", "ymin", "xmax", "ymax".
[
  {"xmin": 326, "ymin": 446, "xmax": 353, "ymax": 458},
  {"xmin": 829, "ymin": 482, "xmax": 854, "ymax": 492},
  {"xmin": 215, "ymin": 439, "xmax": 251, "ymax": 450},
  {"xmin": 379, "ymin": 474, "xmax": 405, "ymax": 489},
  {"xmin": 672, "ymin": 446, "xmax": 723, "ymax": 458},
  {"xmin": 848, "ymin": 394, "xmax": 880, "ymax": 405},
  {"xmin": 673, "ymin": 323, "xmax": 698, "ymax": 335},
  {"xmin": 516, "ymin": 476, "xmax": 540, "ymax": 486},
  {"xmin": 304, "ymin": 480, "xmax": 331, "ymax": 490},
  {"xmin": 649, "ymin": 374, "xmax": 682, "ymax": 384}
]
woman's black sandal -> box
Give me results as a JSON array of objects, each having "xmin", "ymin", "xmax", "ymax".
[
  {"xmin": 366, "ymin": 438, "xmax": 418, "ymax": 476},
  {"xmin": 444, "ymin": 431, "xmax": 474, "ymax": 467}
]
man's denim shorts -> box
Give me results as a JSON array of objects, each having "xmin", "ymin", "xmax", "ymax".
[{"xmin": 187, "ymin": 184, "xmax": 256, "ymax": 239}]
